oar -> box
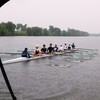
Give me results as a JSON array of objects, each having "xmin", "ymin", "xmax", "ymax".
[
  {"xmin": 17, "ymin": 49, "xmax": 34, "ymax": 52},
  {"xmin": 0, "ymin": 52, "xmax": 22, "ymax": 55},
  {"xmin": 77, "ymin": 48, "xmax": 93, "ymax": 51},
  {"xmin": 0, "ymin": 49, "xmax": 20, "ymax": 55},
  {"xmin": 0, "ymin": 49, "xmax": 34, "ymax": 55}
]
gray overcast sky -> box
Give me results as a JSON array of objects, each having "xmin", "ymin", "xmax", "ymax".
[{"xmin": 0, "ymin": 0, "xmax": 100, "ymax": 33}]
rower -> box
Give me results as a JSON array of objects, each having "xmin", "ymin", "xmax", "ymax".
[
  {"xmin": 21, "ymin": 48, "xmax": 30, "ymax": 58},
  {"xmin": 58, "ymin": 44, "xmax": 64, "ymax": 52},
  {"xmin": 63, "ymin": 42, "xmax": 67, "ymax": 51},
  {"xmin": 68, "ymin": 44, "xmax": 71, "ymax": 50},
  {"xmin": 34, "ymin": 45, "xmax": 42, "ymax": 56},
  {"xmin": 47, "ymin": 43, "xmax": 54, "ymax": 54},
  {"xmin": 53, "ymin": 44, "xmax": 58, "ymax": 52},
  {"xmin": 41, "ymin": 44, "xmax": 47, "ymax": 54},
  {"xmin": 71, "ymin": 43, "xmax": 75, "ymax": 49}
]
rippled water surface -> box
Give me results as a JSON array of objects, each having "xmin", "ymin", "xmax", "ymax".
[{"xmin": 0, "ymin": 36, "xmax": 100, "ymax": 100}]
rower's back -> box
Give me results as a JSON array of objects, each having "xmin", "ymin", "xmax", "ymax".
[{"xmin": 21, "ymin": 48, "xmax": 30, "ymax": 58}]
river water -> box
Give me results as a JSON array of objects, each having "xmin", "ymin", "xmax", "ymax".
[{"xmin": 0, "ymin": 36, "xmax": 100, "ymax": 100}]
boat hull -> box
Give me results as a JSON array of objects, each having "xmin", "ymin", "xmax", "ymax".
[
  {"xmin": 2, "ymin": 49, "xmax": 80, "ymax": 65},
  {"xmin": 2, "ymin": 54, "xmax": 55, "ymax": 65}
]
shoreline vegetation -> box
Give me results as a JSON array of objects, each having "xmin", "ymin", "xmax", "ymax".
[{"xmin": 0, "ymin": 21, "xmax": 89, "ymax": 36}]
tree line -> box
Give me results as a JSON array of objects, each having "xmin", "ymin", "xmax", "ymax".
[{"xmin": 0, "ymin": 21, "xmax": 89, "ymax": 36}]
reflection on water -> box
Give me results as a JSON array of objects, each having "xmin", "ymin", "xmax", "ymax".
[{"xmin": 0, "ymin": 37, "xmax": 100, "ymax": 100}]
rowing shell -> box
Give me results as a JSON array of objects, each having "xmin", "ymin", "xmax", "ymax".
[
  {"xmin": 2, "ymin": 49, "xmax": 80, "ymax": 65},
  {"xmin": 2, "ymin": 53, "xmax": 57, "ymax": 65}
]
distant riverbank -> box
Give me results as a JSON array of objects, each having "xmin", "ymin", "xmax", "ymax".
[{"xmin": 0, "ymin": 22, "xmax": 89, "ymax": 36}]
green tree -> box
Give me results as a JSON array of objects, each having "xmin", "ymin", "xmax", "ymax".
[
  {"xmin": 6, "ymin": 21, "xmax": 16, "ymax": 35},
  {"xmin": 53, "ymin": 27, "xmax": 61, "ymax": 36},
  {"xmin": 61, "ymin": 30, "xmax": 68, "ymax": 36},
  {"xmin": 16, "ymin": 23, "xmax": 22, "ymax": 31},
  {"xmin": 26, "ymin": 27, "xmax": 33, "ymax": 36},
  {"xmin": 67, "ymin": 28, "xmax": 89, "ymax": 36},
  {"xmin": 31, "ymin": 27, "xmax": 42, "ymax": 36},
  {"xmin": 42, "ymin": 28, "xmax": 49, "ymax": 36},
  {"xmin": 16, "ymin": 23, "xmax": 27, "ymax": 31},
  {"xmin": 0, "ymin": 23, "xmax": 8, "ymax": 36},
  {"xmin": 21, "ymin": 24, "xmax": 27, "ymax": 31},
  {"xmin": 49, "ymin": 25, "xmax": 55, "ymax": 35}
]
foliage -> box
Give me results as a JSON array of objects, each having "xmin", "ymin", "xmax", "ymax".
[
  {"xmin": 0, "ymin": 22, "xmax": 16, "ymax": 36},
  {"xmin": 0, "ymin": 22, "xmax": 89, "ymax": 36},
  {"xmin": 67, "ymin": 28, "xmax": 89, "ymax": 36}
]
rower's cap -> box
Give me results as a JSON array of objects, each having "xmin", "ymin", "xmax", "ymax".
[
  {"xmin": 43, "ymin": 44, "xmax": 46, "ymax": 46},
  {"xmin": 35, "ymin": 45, "xmax": 39, "ymax": 47},
  {"xmin": 50, "ymin": 43, "xmax": 52, "ymax": 45},
  {"xmin": 25, "ymin": 48, "xmax": 28, "ymax": 50}
]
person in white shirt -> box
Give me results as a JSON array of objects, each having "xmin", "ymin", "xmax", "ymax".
[
  {"xmin": 63, "ymin": 42, "xmax": 67, "ymax": 51},
  {"xmin": 58, "ymin": 44, "xmax": 64, "ymax": 52},
  {"xmin": 53, "ymin": 44, "xmax": 58, "ymax": 52}
]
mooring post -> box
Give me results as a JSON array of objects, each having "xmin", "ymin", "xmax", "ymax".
[{"xmin": 0, "ymin": 58, "xmax": 17, "ymax": 100}]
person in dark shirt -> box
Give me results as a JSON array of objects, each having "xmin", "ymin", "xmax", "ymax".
[
  {"xmin": 47, "ymin": 43, "xmax": 54, "ymax": 53},
  {"xmin": 21, "ymin": 48, "xmax": 30, "ymax": 58},
  {"xmin": 41, "ymin": 44, "xmax": 47, "ymax": 54},
  {"xmin": 68, "ymin": 44, "xmax": 71, "ymax": 50},
  {"xmin": 71, "ymin": 43, "xmax": 75, "ymax": 49},
  {"xmin": 53, "ymin": 44, "xmax": 58, "ymax": 52}
]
